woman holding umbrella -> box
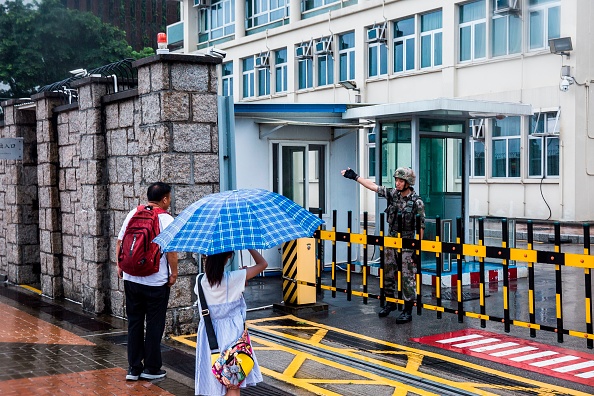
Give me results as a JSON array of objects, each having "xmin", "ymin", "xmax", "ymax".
[{"xmin": 194, "ymin": 249, "xmax": 268, "ymax": 395}]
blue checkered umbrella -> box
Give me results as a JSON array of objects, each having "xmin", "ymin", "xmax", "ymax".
[{"xmin": 153, "ymin": 189, "xmax": 324, "ymax": 255}]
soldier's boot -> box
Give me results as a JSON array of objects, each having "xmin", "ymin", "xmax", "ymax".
[
  {"xmin": 395, "ymin": 301, "xmax": 414, "ymax": 324},
  {"xmin": 378, "ymin": 301, "xmax": 398, "ymax": 318}
]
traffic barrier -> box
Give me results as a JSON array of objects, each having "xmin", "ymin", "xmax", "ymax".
[{"xmin": 284, "ymin": 211, "xmax": 594, "ymax": 348}]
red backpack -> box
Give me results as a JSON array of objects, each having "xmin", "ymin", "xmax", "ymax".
[{"xmin": 119, "ymin": 205, "xmax": 166, "ymax": 277}]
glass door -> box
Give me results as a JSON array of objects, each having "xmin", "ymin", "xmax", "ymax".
[
  {"xmin": 418, "ymin": 118, "xmax": 465, "ymax": 272},
  {"xmin": 281, "ymin": 146, "xmax": 306, "ymax": 207},
  {"xmin": 273, "ymin": 143, "xmax": 326, "ymax": 214}
]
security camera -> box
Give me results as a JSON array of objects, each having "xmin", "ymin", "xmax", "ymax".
[
  {"xmin": 209, "ymin": 48, "xmax": 227, "ymax": 59},
  {"xmin": 559, "ymin": 77, "xmax": 571, "ymax": 92}
]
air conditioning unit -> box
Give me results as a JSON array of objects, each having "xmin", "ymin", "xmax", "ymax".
[
  {"xmin": 494, "ymin": 0, "xmax": 520, "ymax": 14},
  {"xmin": 255, "ymin": 51, "xmax": 270, "ymax": 69},
  {"xmin": 314, "ymin": 38, "xmax": 332, "ymax": 55},
  {"xmin": 295, "ymin": 42, "xmax": 313, "ymax": 59},
  {"xmin": 194, "ymin": 0, "xmax": 210, "ymax": 8},
  {"xmin": 471, "ymin": 119, "xmax": 485, "ymax": 140},
  {"xmin": 367, "ymin": 24, "xmax": 387, "ymax": 43}
]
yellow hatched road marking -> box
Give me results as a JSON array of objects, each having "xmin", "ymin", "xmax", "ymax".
[
  {"xmin": 170, "ymin": 316, "xmax": 590, "ymax": 396},
  {"xmin": 246, "ymin": 315, "xmax": 592, "ymax": 396},
  {"xmin": 254, "ymin": 336, "xmax": 440, "ymax": 396}
]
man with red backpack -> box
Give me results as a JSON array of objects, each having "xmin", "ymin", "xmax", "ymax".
[{"xmin": 116, "ymin": 182, "xmax": 178, "ymax": 381}]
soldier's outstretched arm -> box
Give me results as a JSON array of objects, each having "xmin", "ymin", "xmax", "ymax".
[{"xmin": 340, "ymin": 168, "xmax": 379, "ymax": 193}]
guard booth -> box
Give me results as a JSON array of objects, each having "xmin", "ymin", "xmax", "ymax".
[{"xmin": 343, "ymin": 99, "xmax": 532, "ymax": 272}]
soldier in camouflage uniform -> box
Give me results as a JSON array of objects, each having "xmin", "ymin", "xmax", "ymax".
[{"xmin": 341, "ymin": 166, "xmax": 425, "ymax": 323}]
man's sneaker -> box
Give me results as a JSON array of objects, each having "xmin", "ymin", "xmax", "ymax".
[
  {"xmin": 126, "ymin": 367, "xmax": 142, "ymax": 381},
  {"xmin": 140, "ymin": 369, "xmax": 167, "ymax": 380}
]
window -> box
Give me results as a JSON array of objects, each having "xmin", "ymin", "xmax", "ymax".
[
  {"xmin": 529, "ymin": 111, "xmax": 560, "ymax": 177},
  {"xmin": 393, "ymin": 17, "xmax": 415, "ymax": 73},
  {"xmin": 367, "ymin": 131, "xmax": 376, "ymax": 178},
  {"xmin": 257, "ymin": 66, "xmax": 270, "ymax": 96},
  {"xmin": 315, "ymin": 38, "xmax": 334, "ymax": 86},
  {"xmin": 242, "ymin": 57, "xmax": 255, "ymax": 98},
  {"xmin": 528, "ymin": 0, "xmax": 560, "ymax": 50},
  {"xmin": 199, "ymin": 0, "xmax": 235, "ymax": 41},
  {"xmin": 338, "ymin": 32, "xmax": 355, "ymax": 81},
  {"xmin": 421, "ymin": 11, "xmax": 443, "ymax": 68},
  {"xmin": 246, "ymin": 0, "xmax": 289, "ymax": 29},
  {"xmin": 368, "ymin": 27, "xmax": 387, "ymax": 78},
  {"xmin": 298, "ymin": 57, "xmax": 313, "ymax": 90},
  {"xmin": 303, "ymin": 0, "xmax": 339, "ymax": 12},
  {"xmin": 469, "ymin": 120, "xmax": 485, "ymax": 177},
  {"xmin": 492, "ymin": 116, "xmax": 521, "ymax": 177},
  {"xmin": 492, "ymin": 2, "xmax": 522, "ymax": 57},
  {"xmin": 459, "ymin": 0, "xmax": 486, "ymax": 62},
  {"xmin": 274, "ymin": 48, "xmax": 288, "ymax": 93},
  {"xmin": 221, "ymin": 61, "xmax": 233, "ymax": 96}
]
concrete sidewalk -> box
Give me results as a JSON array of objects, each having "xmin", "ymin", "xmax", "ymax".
[{"xmin": 1, "ymin": 257, "xmax": 593, "ymax": 395}]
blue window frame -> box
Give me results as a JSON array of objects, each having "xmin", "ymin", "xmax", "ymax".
[
  {"xmin": 317, "ymin": 53, "xmax": 334, "ymax": 86},
  {"xmin": 257, "ymin": 68, "xmax": 270, "ymax": 96},
  {"xmin": 246, "ymin": 0, "xmax": 289, "ymax": 29},
  {"xmin": 528, "ymin": 0, "xmax": 560, "ymax": 50},
  {"xmin": 368, "ymin": 33, "xmax": 387, "ymax": 77},
  {"xmin": 492, "ymin": 1, "xmax": 522, "ymax": 57},
  {"xmin": 303, "ymin": 0, "xmax": 339, "ymax": 11},
  {"xmin": 298, "ymin": 58, "xmax": 313, "ymax": 90},
  {"xmin": 393, "ymin": 17, "xmax": 415, "ymax": 73},
  {"xmin": 221, "ymin": 61, "xmax": 233, "ymax": 96},
  {"xmin": 492, "ymin": 116, "xmax": 521, "ymax": 177},
  {"xmin": 420, "ymin": 11, "xmax": 442, "ymax": 68},
  {"xmin": 274, "ymin": 48, "xmax": 288, "ymax": 93},
  {"xmin": 459, "ymin": 0, "xmax": 486, "ymax": 62},
  {"xmin": 338, "ymin": 32, "xmax": 355, "ymax": 81},
  {"xmin": 199, "ymin": 0, "xmax": 235, "ymax": 42},
  {"xmin": 242, "ymin": 57, "xmax": 255, "ymax": 98},
  {"xmin": 529, "ymin": 111, "xmax": 560, "ymax": 177}
]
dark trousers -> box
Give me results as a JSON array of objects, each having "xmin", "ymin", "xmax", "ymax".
[{"xmin": 124, "ymin": 280, "xmax": 170, "ymax": 372}]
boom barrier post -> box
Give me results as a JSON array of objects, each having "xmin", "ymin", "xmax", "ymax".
[
  {"xmin": 347, "ymin": 211, "xmax": 352, "ymax": 301},
  {"xmin": 436, "ymin": 216, "xmax": 442, "ymax": 319},
  {"xmin": 502, "ymin": 218, "xmax": 510, "ymax": 333},
  {"xmin": 479, "ymin": 218, "xmax": 486, "ymax": 328},
  {"xmin": 379, "ymin": 213, "xmax": 385, "ymax": 308},
  {"xmin": 584, "ymin": 223, "xmax": 593, "ymax": 349},
  {"xmin": 397, "ymin": 212, "xmax": 403, "ymax": 309},
  {"xmin": 316, "ymin": 210, "xmax": 323, "ymax": 295},
  {"xmin": 456, "ymin": 217, "xmax": 463, "ymax": 323},
  {"xmin": 332, "ymin": 210, "xmax": 337, "ymax": 299},
  {"xmin": 416, "ymin": 214, "xmax": 422, "ymax": 316},
  {"xmin": 363, "ymin": 212, "xmax": 368, "ymax": 305},
  {"xmin": 527, "ymin": 221, "xmax": 536, "ymax": 338},
  {"xmin": 555, "ymin": 222, "xmax": 564, "ymax": 343}
]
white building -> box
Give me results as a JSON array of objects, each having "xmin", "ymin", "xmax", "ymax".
[{"xmin": 168, "ymin": 0, "xmax": 592, "ymax": 269}]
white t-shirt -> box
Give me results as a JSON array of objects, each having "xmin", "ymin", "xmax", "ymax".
[
  {"xmin": 118, "ymin": 207, "xmax": 174, "ymax": 286},
  {"xmin": 194, "ymin": 270, "xmax": 247, "ymax": 305}
]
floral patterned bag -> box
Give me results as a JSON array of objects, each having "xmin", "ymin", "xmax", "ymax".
[
  {"xmin": 197, "ymin": 274, "xmax": 254, "ymax": 390},
  {"xmin": 211, "ymin": 329, "xmax": 254, "ymax": 389}
]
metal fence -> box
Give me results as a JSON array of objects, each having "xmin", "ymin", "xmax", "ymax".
[
  {"xmin": 37, "ymin": 58, "xmax": 137, "ymax": 105},
  {"xmin": 286, "ymin": 211, "xmax": 594, "ymax": 348}
]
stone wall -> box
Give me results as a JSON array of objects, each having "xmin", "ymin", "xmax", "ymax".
[{"xmin": 0, "ymin": 53, "xmax": 221, "ymax": 335}]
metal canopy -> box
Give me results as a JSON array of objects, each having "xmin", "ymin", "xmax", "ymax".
[{"xmin": 343, "ymin": 98, "xmax": 533, "ymax": 121}]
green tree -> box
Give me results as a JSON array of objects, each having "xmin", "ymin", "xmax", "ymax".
[
  {"xmin": 130, "ymin": 46, "xmax": 156, "ymax": 60},
  {"xmin": 0, "ymin": 0, "xmax": 134, "ymax": 98}
]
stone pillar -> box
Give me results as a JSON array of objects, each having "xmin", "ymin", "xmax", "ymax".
[
  {"xmin": 30, "ymin": 92, "xmax": 65, "ymax": 297},
  {"xmin": 130, "ymin": 53, "xmax": 222, "ymax": 334},
  {"xmin": 70, "ymin": 77, "xmax": 110, "ymax": 313},
  {"xmin": 0, "ymin": 99, "xmax": 40, "ymax": 286}
]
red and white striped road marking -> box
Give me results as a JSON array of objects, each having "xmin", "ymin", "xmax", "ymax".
[{"xmin": 412, "ymin": 329, "xmax": 594, "ymax": 387}]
